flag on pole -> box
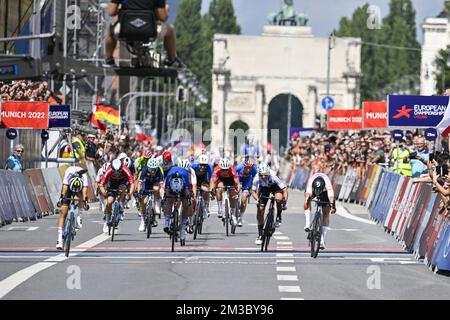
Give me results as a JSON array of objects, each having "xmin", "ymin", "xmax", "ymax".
[{"xmin": 135, "ymin": 124, "xmax": 153, "ymax": 144}]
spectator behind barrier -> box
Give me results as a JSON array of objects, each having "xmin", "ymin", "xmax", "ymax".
[{"xmin": 5, "ymin": 145, "xmax": 24, "ymax": 172}]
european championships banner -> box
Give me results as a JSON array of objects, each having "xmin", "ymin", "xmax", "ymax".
[{"xmin": 388, "ymin": 95, "xmax": 449, "ymax": 128}]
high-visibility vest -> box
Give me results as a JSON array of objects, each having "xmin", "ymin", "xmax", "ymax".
[
  {"xmin": 71, "ymin": 137, "xmax": 86, "ymax": 164},
  {"xmin": 391, "ymin": 148, "xmax": 412, "ymax": 177}
]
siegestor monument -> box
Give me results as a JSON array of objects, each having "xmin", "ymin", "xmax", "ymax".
[{"xmin": 210, "ymin": 0, "xmax": 362, "ymax": 155}]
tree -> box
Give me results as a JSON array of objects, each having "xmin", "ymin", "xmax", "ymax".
[{"xmin": 434, "ymin": 48, "xmax": 450, "ymax": 94}]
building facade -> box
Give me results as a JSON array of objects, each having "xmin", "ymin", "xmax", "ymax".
[{"xmin": 210, "ymin": 25, "xmax": 361, "ymax": 154}]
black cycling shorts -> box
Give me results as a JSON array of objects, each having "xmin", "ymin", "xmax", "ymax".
[
  {"xmin": 258, "ymin": 185, "xmax": 284, "ymax": 206},
  {"xmin": 61, "ymin": 190, "xmax": 82, "ymax": 206}
]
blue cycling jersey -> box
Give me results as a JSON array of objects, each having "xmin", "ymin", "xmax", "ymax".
[
  {"xmin": 191, "ymin": 162, "xmax": 213, "ymax": 180},
  {"xmin": 165, "ymin": 166, "xmax": 191, "ymax": 191},
  {"xmin": 235, "ymin": 163, "xmax": 257, "ymax": 180},
  {"xmin": 140, "ymin": 166, "xmax": 164, "ymax": 190}
]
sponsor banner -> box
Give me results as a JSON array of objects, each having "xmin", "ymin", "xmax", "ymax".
[
  {"xmin": 0, "ymin": 101, "xmax": 49, "ymax": 129},
  {"xmin": 385, "ymin": 176, "xmax": 408, "ymax": 231},
  {"xmin": 404, "ymin": 185, "xmax": 431, "ymax": 250},
  {"xmin": 327, "ymin": 109, "xmax": 362, "ymax": 131},
  {"xmin": 40, "ymin": 167, "xmax": 64, "ymax": 208},
  {"xmin": 413, "ymin": 193, "xmax": 437, "ymax": 255},
  {"xmin": 366, "ymin": 166, "xmax": 383, "ymax": 209},
  {"xmin": 432, "ymin": 224, "xmax": 450, "ymax": 271},
  {"xmin": 49, "ymin": 105, "xmax": 71, "ymax": 128},
  {"xmin": 418, "ymin": 197, "xmax": 441, "ymax": 259},
  {"xmin": 363, "ymin": 101, "xmax": 387, "ymax": 129},
  {"xmin": 388, "ymin": 95, "xmax": 449, "ymax": 128},
  {"xmin": 426, "ymin": 210, "xmax": 447, "ymax": 264},
  {"xmin": 24, "ymin": 169, "xmax": 50, "ymax": 214}
]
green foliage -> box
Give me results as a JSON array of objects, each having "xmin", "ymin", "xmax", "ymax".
[
  {"xmin": 174, "ymin": 0, "xmax": 240, "ymax": 132},
  {"xmin": 335, "ymin": 0, "xmax": 421, "ymax": 102},
  {"xmin": 434, "ymin": 48, "xmax": 450, "ymax": 94}
]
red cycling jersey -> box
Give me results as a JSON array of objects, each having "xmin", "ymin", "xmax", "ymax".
[
  {"xmin": 212, "ymin": 165, "xmax": 239, "ymax": 183},
  {"xmin": 100, "ymin": 165, "xmax": 134, "ymax": 186}
]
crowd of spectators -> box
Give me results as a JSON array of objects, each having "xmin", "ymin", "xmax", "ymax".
[
  {"xmin": 285, "ymin": 129, "xmax": 449, "ymax": 182},
  {"xmin": 1, "ymin": 80, "xmax": 63, "ymax": 104}
]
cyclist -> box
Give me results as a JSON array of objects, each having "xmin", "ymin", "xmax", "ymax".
[
  {"xmin": 191, "ymin": 154, "xmax": 213, "ymax": 219},
  {"xmin": 56, "ymin": 166, "xmax": 89, "ymax": 250},
  {"xmin": 137, "ymin": 158, "xmax": 164, "ymax": 231},
  {"xmin": 304, "ymin": 171, "xmax": 336, "ymax": 250},
  {"xmin": 99, "ymin": 159, "xmax": 135, "ymax": 233},
  {"xmin": 235, "ymin": 158, "xmax": 257, "ymax": 227},
  {"xmin": 163, "ymin": 163, "xmax": 193, "ymax": 246},
  {"xmin": 134, "ymin": 150, "xmax": 152, "ymax": 179},
  {"xmin": 179, "ymin": 159, "xmax": 197, "ymax": 233},
  {"xmin": 158, "ymin": 150, "xmax": 174, "ymax": 176},
  {"xmin": 251, "ymin": 163, "xmax": 288, "ymax": 245},
  {"xmin": 95, "ymin": 162, "xmax": 111, "ymax": 214},
  {"xmin": 122, "ymin": 156, "xmax": 135, "ymax": 209},
  {"xmin": 210, "ymin": 158, "xmax": 241, "ymax": 225}
]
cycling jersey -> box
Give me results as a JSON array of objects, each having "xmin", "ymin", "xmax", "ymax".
[
  {"xmin": 164, "ymin": 166, "xmax": 192, "ymax": 192},
  {"xmin": 140, "ymin": 166, "xmax": 164, "ymax": 191},
  {"xmin": 212, "ymin": 165, "xmax": 239, "ymax": 183},
  {"xmin": 156, "ymin": 155, "xmax": 174, "ymax": 175},
  {"xmin": 63, "ymin": 166, "xmax": 89, "ymax": 187},
  {"xmin": 252, "ymin": 170, "xmax": 286, "ymax": 192},
  {"xmin": 191, "ymin": 162, "xmax": 213, "ymax": 185},
  {"xmin": 100, "ymin": 165, "xmax": 134, "ymax": 186},
  {"xmin": 135, "ymin": 157, "xmax": 148, "ymax": 174},
  {"xmin": 306, "ymin": 173, "xmax": 334, "ymax": 198},
  {"xmin": 95, "ymin": 167, "xmax": 106, "ymax": 183},
  {"xmin": 235, "ymin": 163, "xmax": 257, "ymax": 190}
]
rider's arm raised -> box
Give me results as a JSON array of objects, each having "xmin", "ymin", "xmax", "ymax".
[{"xmin": 108, "ymin": 2, "xmax": 120, "ymax": 17}]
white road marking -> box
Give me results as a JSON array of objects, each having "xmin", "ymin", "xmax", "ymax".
[
  {"xmin": 276, "ymin": 266, "xmax": 296, "ymax": 272},
  {"xmin": 276, "ymin": 241, "xmax": 293, "ymax": 245},
  {"xmin": 274, "ymin": 236, "xmax": 289, "ymax": 240},
  {"xmin": 336, "ymin": 204, "xmax": 376, "ymax": 225},
  {"xmin": 281, "ymin": 297, "xmax": 304, "ymax": 300},
  {"xmin": 277, "ymin": 275, "xmax": 298, "ymax": 281},
  {"xmin": 329, "ymin": 228, "xmax": 359, "ymax": 232},
  {"xmin": 7, "ymin": 227, "xmax": 39, "ymax": 231},
  {"xmin": 0, "ymin": 233, "xmax": 109, "ymax": 299},
  {"xmin": 276, "ymin": 253, "xmax": 294, "ymax": 257},
  {"xmin": 276, "ymin": 260, "xmax": 295, "ymax": 263},
  {"xmin": 278, "ymin": 286, "xmax": 301, "ymax": 293},
  {"xmin": 274, "ymin": 231, "xmax": 283, "ymax": 235}
]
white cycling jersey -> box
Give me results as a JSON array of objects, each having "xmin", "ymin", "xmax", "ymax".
[
  {"xmin": 252, "ymin": 170, "xmax": 286, "ymax": 191},
  {"xmin": 63, "ymin": 166, "xmax": 89, "ymax": 187},
  {"xmin": 95, "ymin": 167, "xmax": 106, "ymax": 183},
  {"xmin": 306, "ymin": 173, "xmax": 334, "ymax": 197}
]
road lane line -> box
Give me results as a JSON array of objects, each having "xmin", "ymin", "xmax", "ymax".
[
  {"xmin": 277, "ymin": 241, "xmax": 293, "ymax": 245},
  {"xmin": 276, "ymin": 260, "xmax": 295, "ymax": 263},
  {"xmin": 278, "ymin": 286, "xmax": 301, "ymax": 293},
  {"xmin": 0, "ymin": 233, "xmax": 109, "ymax": 299},
  {"xmin": 277, "ymin": 275, "xmax": 298, "ymax": 281},
  {"xmin": 274, "ymin": 236, "xmax": 289, "ymax": 240},
  {"xmin": 336, "ymin": 204, "xmax": 375, "ymax": 225},
  {"xmin": 276, "ymin": 266, "xmax": 296, "ymax": 272},
  {"xmin": 281, "ymin": 297, "xmax": 304, "ymax": 300},
  {"xmin": 276, "ymin": 253, "xmax": 294, "ymax": 257}
]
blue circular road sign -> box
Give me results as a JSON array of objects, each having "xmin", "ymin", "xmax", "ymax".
[
  {"xmin": 392, "ymin": 130, "xmax": 404, "ymax": 142},
  {"xmin": 6, "ymin": 128, "xmax": 17, "ymax": 140},
  {"xmin": 322, "ymin": 96, "xmax": 335, "ymax": 110},
  {"xmin": 425, "ymin": 128, "xmax": 438, "ymax": 141}
]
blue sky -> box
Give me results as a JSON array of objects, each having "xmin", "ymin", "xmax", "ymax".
[{"xmin": 168, "ymin": 0, "xmax": 445, "ymax": 42}]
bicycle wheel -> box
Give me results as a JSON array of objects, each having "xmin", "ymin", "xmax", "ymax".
[
  {"xmin": 111, "ymin": 203, "xmax": 119, "ymax": 242},
  {"xmin": 225, "ymin": 198, "xmax": 229, "ymax": 237},
  {"xmin": 171, "ymin": 209, "xmax": 177, "ymax": 252},
  {"xmin": 193, "ymin": 208, "xmax": 200, "ymax": 240},
  {"xmin": 310, "ymin": 210, "xmax": 322, "ymax": 258},
  {"xmin": 146, "ymin": 200, "xmax": 153, "ymax": 239},
  {"xmin": 64, "ymin": 214, "xmax": 74, "ymax": 257},
  {"xmin": 261, "ymin": 209, "xmax": 273, "ymax": 252}
]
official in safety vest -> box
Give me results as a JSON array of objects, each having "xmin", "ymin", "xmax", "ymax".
[
  {"xmin": 72, "ymin": 133, "xmax": 86, "ymax": 164},
  {"xmin": 390, "ymin": 138, "xmax": 412, "ymax": 177}
]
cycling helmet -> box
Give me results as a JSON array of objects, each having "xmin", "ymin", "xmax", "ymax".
[
  {"xmin": 180, "ymin": 159, "xmax": 191, "ymax": 170},
  {"xmin": 147, "ymin": 158, "xmax": 159, "ymax": 170},
  {"xmin": 68, "ymin": 176, "xmax": 83, "ymax": 193},
  {"xmin": 112, "ymin": 159, "xmax": 122, "ymax": 172},
  {"xmin": 243, "ymin": 158, "xmax": 254, "ymax": 168},
  {"xmin": 219, "ymin": 158, "xmax": 231, "ymax": 170},
  {"xmin": 163, "ymin": 151, "xmax": 172, "ymax": 162},
  {"xmin": 170, "ymin": 176, "xmax": 184, "ymax": 193},
  {"xmin": 142, "ymin": 150, "xmax": 152, "ymax": 159},
  {"xmin": 312, "ymin": 176, "xmax": 326, "ymax": 197},
  {"xmin": 123, "ymin": 157, "xmax": 132, "ymax": 168},
  {"xmin": 257, "ymin": 163, "xmax": 270, "ymax": 176},
  {"xmin": 198, "ymin": 154, "xmax": 209, "ymax": 165},
  {"xmin": 102, "ymin": 162, "xmax": 111, "ymax": 171},
  {"xmin": 117, "ymin": 152, "xmax": 127, "ymax": 160}
]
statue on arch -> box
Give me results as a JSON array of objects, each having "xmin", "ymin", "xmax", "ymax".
[{"xmin": 267, "ymin": 0, "xmax": 309, "ymax": 26}]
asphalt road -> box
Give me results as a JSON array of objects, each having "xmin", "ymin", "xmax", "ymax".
[{"xmin": 0, "ymin": 190, "xmax": 449, "ymax": 300}]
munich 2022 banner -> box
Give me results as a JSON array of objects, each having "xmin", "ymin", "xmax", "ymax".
[
  {"xmin": 388, "ymin": 95, "xmax": 449, "ymax": 128},
  {"xmin": 327, "ymin": 109, "xmax": 362, "ymax": 130},
  {"xmin": 363, "ymin": 101, "xmax": 387, "ymax": 129},
  {"xmin": 0, "ymin": 101, "xmax": 49, "ymax": 129}
]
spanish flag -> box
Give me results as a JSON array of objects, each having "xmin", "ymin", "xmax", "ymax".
[{"xmin": 94, "ymin": 104, "xmax": 120, "ymax": 126}]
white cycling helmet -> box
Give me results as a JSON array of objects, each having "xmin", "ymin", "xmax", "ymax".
[
  {"xmin": 219, "ymin": 158, "xmax": 231, "ymax": 170},
  {"xmin": 112, "ymin": 159, "xmax": 122, "ymax": 172},
  {"xmin": 147, "ymin": 158, "xmax": 159, "ymax": 170},
  {"xmin": 117, "ymin": 152, "xmax": 127, "ymax": 160},
  {"xmin": 180, "ymin": 159, "xmax": 191, "ymax": 170},
  {"xmin": 170, "ymin": 177, "xmax": 184, "ymax": 193},
  {"xmin": 123, "ymin": 157, "xmax": 132, "ymax": 168},
  {"xmin": 198, "ymin": 154, "xmax": 209, "ymax": 165},
  {"xmin": 257, "ymin": 163, "xmax": 270, "ymax": 176},
  {"xmin": 102, "ymin": 162, "xmax": 111, "ymax": 171},
  {"xmin": 68, "ymin": 176, "xmax": 83, "ymax": 193}
]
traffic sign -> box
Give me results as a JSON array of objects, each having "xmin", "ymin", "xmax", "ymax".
[
  {"xmin": 392, "ymin": 130, "xmax": 404, "ymax": 142},
  {"xmin": 322, "ymin": 96, "xmax": 335, "ymax": 110},
  {"xmin": 425, "ymin": 128, "xmax": 438, "ymax": 141}
]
